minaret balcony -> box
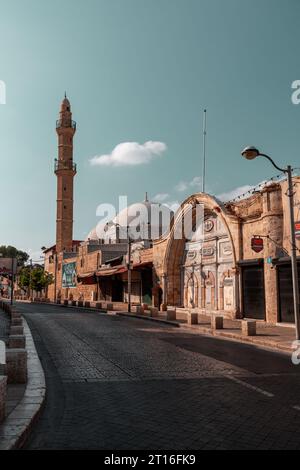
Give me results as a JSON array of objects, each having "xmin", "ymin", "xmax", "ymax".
[
  {"xmin": 54, "ymin": 159, "xmax": 77, "ymax": 173},
  {"xmin": 56, "ymin": 119, "xmax": 77, "ymax": 130}
]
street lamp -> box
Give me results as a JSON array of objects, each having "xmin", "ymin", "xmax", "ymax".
[{"xmin": 241, "ymin": 146, "xmax": 300, "ymax": 339}]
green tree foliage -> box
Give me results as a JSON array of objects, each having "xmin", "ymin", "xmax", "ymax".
[
  {"xmin": 0, "ymin": 245, "xmax": 29, "ymax": 266},
  {"xmin": 19, "ymin": 266, "xmax": 53, "ymax": 293}
]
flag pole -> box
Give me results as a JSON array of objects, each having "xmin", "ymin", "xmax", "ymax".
[{"xmin": 202, "ymin": 109, "xmax": 207, "ymax": 193}]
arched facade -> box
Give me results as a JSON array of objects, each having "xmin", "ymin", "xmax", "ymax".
[{"xmin": 155, "ymin": 193, "xmax": 241, "ymax": 319}]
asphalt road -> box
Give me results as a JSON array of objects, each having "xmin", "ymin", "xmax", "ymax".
[{"xmin": 17, "ymin": 302, "xmax": 300, "ymax": 450}]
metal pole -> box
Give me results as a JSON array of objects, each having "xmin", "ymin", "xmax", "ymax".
[
  {"xmin": 10, "ymin": 257, "xmax": 14, "ymax": 306},
  {"xmin": 287, "ymin": 165, "xmax": 300, "ymax": 339},
  {"xmin": 127, "ymin": 228, "xmax": 131, "ymax": 313},
  {"xmin": 202, "ymin": 109, "xmax": 207, "ymax": 193},
  {"xmin": 29, "ymin": 259, "xmax": 33, "ymax": 301}
]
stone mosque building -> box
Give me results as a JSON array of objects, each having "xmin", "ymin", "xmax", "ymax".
[{"xmin": 44, "ymin": 97, "xmax": 300, "ymax": 325}]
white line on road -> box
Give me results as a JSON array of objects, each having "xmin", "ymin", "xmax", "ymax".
[
  {"xmin": 293, "ymin": 405, "xmax": 300, "ymax": 411},
  {"xmin": 226, "ymin": 375, "xmax": 274, "ymax": 397}
]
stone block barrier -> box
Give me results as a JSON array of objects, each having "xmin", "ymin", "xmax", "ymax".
[
  {"xmin": 166, "ymin": 309, "xmax": 176, "ymax": 321},
  {"xmin": 63, "ymin": 300, "xmax": 69, "ymax": 306},
  {"xmin": 10, "ymin": 326, "xmax": 24, "ymax": 336},
  {"xmin": 242, "ymin": 319, "xmax": 256, "ymax": 336},
  {"xmin": 150, "ymin": 307, "xmax": 159, "ymax": 317},
  {"xmin": 11, "ymin": 318, "xmax": 23, "ymax": 326},
  {"xmin": 0, "ymin": 376, "xmax": 7, "ymax": 423},
  {"xmin": 8, "ymin": 335, "xmax": 26, "ymax": 349},
  {"xmin": 211, "ymin": 315, "xmax": 224, "ymax": 330},
  {"xmin": 95, "ymin": 302, "xmax": 102, "ymax": 309},
  {"xmin": 84, "ymin": 301, "xmax": 91, "ymax": 308},
  {"xmin": 5, "ymin": 349, "xmax": 27, "ymax": 384},
  {"xmin": 77, "ymin": 301, "xmax": 83, "ymax": 307},
  {"xmin": 106, "ymin": 303, "xmax": 113, "ymax": 311},
  {"xmin": 187, "ymin": 312, "xmax": 198, "ymax": 325},
  {"xmin": 72, "ymin": 300, "xmax": 77, "ymax": 306}
]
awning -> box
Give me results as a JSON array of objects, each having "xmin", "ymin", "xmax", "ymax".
[
  {"xmin": 132, "ymin": 261, "xmax": 152, "ymax": 270},
  {"xmin": 77, "ymin": 272, "xmax": 97, "ymax": 283},
  {"xmin": 96, "ymin": 266, "xmax": 127, "ymax": 277}
]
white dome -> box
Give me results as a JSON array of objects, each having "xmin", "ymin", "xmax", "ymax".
[{"xmin": 86, "ymin": 199, "xmax": 173, "ymax": 242}]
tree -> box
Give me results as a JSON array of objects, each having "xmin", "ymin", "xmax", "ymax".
[
  {"xmin": 0, "ymin": 245, "xmax": 29, "ymax": 266},
  {"xmin": 18, "ymin": 266, "xmax": 53, "ymax": 293}
]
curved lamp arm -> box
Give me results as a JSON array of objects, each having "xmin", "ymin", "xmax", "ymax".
[{"xmin": 259, "ymin": 153, "xmax": 287, "ymax": 173}]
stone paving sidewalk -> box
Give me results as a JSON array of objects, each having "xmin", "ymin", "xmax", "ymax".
[{"xmin": 118, "ymin": 310, "xmax": 297, "ymax": 354}]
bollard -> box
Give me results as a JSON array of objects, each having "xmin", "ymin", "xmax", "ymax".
[
  {"xmin": 8, "ymin": 335, "xmax": 26, "ymax": 349},
  {"xmin": 84, "ymin": 301, "xmax": 91, "ymax": 308},
  {"xmin": 0, "ymin": 376, "xmax": 7, "ymax": 423},
  {"xmin": 187, "ymin": 312, "xmax": 198, "ymax": 325},
  {"xmin": 106, "ymin": 303, "xmax": 113, "ymax": 311},
  {"xmin": 10, "ymin": 326, "xmax": 24, "ymax": 335},
  {"xmin": 11, "ymin": 317, "xmax": 23, "ymax": 326},
  {"xmin": 63, "ymin": 300, "xmax": 69, "ymax": 306},
  {"xmin": 77, "ymin": 301, "xmax": 83, "ymax": 307},
  {"xmin": 166, "ymin": 309, "xmax": 176, "ymax": 321},
  {"xmin": 6, "ymin": 349, "xmax": 27, "ymax": 384},
  {"xmin": 150, "ymin": 307, "xmax": 159, "ymax": 317},
  {"xmin": 95, "ymin": 302, "xmax": 102, "ymax": 309},
  {"xmin": 242, "ymin": 320, "xmax": 256, "ymax": 336},
  {"xmin": 211, "ymin": 315, "xmax": 223, "ymax": 330}
]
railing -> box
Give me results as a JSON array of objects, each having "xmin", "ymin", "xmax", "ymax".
[
  {"xmin": 54, "ymin": 159, "xmax": 77, "ymax": 172},
  {"xmin": 56, "ymin": 119, "xmax": 76, "ymax": 130}
]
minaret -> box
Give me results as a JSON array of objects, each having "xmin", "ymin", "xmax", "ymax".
[{"xmin": 55, "ymin": 94, "xmax": 77, "ymax": 253}]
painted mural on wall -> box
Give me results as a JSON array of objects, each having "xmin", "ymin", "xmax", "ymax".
[{"xmin": 62, "ymin": 262, "xmax": 77, "ymax": 288}]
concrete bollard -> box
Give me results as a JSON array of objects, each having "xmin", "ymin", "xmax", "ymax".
[
  {"xmin": 144, "ymin": 309, "xmax": 151, "ymax": 316},
  {"xmin": 136, "ymin": 305, "xmax": 143, "ymax": 315},
  {"xmin": 11, "ymin": 317, "xmax": 23, "ymax": 326},
  {"xmin": 6, "ymin": 349, "xmax": 27, "ymax": 384},
  {"xmin": 63, "ymin": 300, "xmax": 69, "ymax": 306},
  {"xmin": 166, "ymin": 309, "xmax": 176, "ymax": 321},
  {"xmin": 84, "ymin": 301, "xmax": 91, "ymax": 308},
  {"xmin": 8, "ymin": 335, "xmax": 26, "ymax": 349},
  {"xmin": 72, "ymin": 300, "xmax": 77, "ymax": 306},
  {"xmin": 11, "ymin": 311, "xmax": 21, "ymax": 320},
  {"xmin": 95, "ymin": 302, "xmax": 102, "ymax": 309},
  {"xmin": 106, "ymin": 303, "xmax": 113, "ymax": 311},
  {"xmin": 0, "ymin": 376, "xmax": 7, "ymax": 423},
  {"xmin": 10, "ymin": 325, "xmax": 24, "ymax": 335},
  {"xmin": 77, "ymin": 301, "xmax": 83, "ymax": 307},
  {"xmin": 150, "ymin": 307, "xmax": 159, "ymax": 317},
  {"xmin": 211, "ymin": 315, "xmax": 224, "ymax": 330},
  {"xmin": 242, "ymin": 320, "xmax": 256, "ymax": 336},
  {"xmin": 187, "ymin": 312, "xmax": 198, "ymax": 325},
  {"xmin": 56, "ymin": 299, "xmax": 61, "ymax": 305}
]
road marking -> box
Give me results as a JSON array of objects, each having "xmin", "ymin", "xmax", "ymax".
[
  {"xmin": 226, "ymin": 375, "xmax": 274, "ymax": 397},
  {"xmin": 293, "ymin": 405, "xmax": 300, "ymax": 411}
]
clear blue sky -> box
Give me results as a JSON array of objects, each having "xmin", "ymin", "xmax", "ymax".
[{"xmin": 0, "ymin": 0, "xmax": 300, "ymax": 258}]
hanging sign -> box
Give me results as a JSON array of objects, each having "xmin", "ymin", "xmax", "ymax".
[
  {"xmin": 251, "ymin": 236, "xmax": 264, "ymax": 253},
  {"xmin": 295, "ymin": 222, "xmax": 300, "ymax": 240}
]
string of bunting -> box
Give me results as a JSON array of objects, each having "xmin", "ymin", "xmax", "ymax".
[{"xmin": 226, "ymin": 168, "xmax": 300, "ymax": 204}]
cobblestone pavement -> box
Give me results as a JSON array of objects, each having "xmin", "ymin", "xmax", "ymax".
[{"xmin": 17, "ymin": 303, "xmax": 300, "ymax": 450}]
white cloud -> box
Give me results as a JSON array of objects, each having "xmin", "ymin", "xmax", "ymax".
[
  {"xmin": 153, "ymin": 193, "xmax": 170, "ymax": 202},
  {"xmin": 90, "ymin": 141, "xmax": 167, "ymax": 167},
  {"xmin": 175, "ymin": 175, "xmax": 202, "ymax": 192}
]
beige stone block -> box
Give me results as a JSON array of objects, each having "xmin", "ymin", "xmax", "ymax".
[
  {"xmin": 84, "ymin": 301, "xmax": 91, "ymax": 308},
  {"xmin": 187, "ymin": 312, "xmax": 198, "ymax": 325},
  {"xmin": 242, "ymin": 320, "xmax": 256, "ymax": 336},
  {"xmin": 95, "ymin": 302, "xmax": 102, "ymax": 309},
  {"xmin": 10, "ymin": 326, "xmax": 24, "ymax": 335},
  {"xmin": 6, "ymin": 349, "xmax": 27, "ymax": 384},
  {"xmin": 166, "ymin": 309, "xmax": 176, "ymax": 321},
  {"xmin": 106, "ymin": 303, "xmax": 113, "ymax": 311},
  {"xmin": 0, "ymin": 376, "xmax": 7, "ymax": 423},
  {"xmin": 150, "ymin": 307, "xmax": 159, "ymax": 317},
  {"xmin": 8, "ymin": 335, "xmax": 26, "ymax": 349},
  {"xmin": 211, "ymin": 315, "xmax": 224, "ymax": 330}
]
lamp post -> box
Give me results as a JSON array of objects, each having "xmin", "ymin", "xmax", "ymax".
[{"xmin": 241, "ymin": 146, "xmax": 300, "ymax": 339}]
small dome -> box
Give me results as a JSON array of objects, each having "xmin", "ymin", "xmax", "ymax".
[{"xmin": 86, "ymin": 199, "xmax": 173, "ymax": 242}]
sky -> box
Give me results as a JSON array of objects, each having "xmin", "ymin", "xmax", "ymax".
[{"xmin": 0, "ymin": 0, "xmax": 300, "ymax": 259}]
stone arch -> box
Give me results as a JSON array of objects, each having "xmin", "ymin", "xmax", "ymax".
[{"xmin": 162, "ymin": 192, "xmax": 239, "ymax": 307}]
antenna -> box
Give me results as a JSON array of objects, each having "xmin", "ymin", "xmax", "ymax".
[{"xmin": 202, "ymin": 109, "xmax": 207, "ymax": 193}]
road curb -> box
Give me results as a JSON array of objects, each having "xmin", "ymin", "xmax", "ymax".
[
  {"xmin": 116, "ymin": 311, "xmax": 180, "ymax": 327},
  {"xmin": 0, "ymin": 317, "xmax": 46, "ymax": 450}
]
